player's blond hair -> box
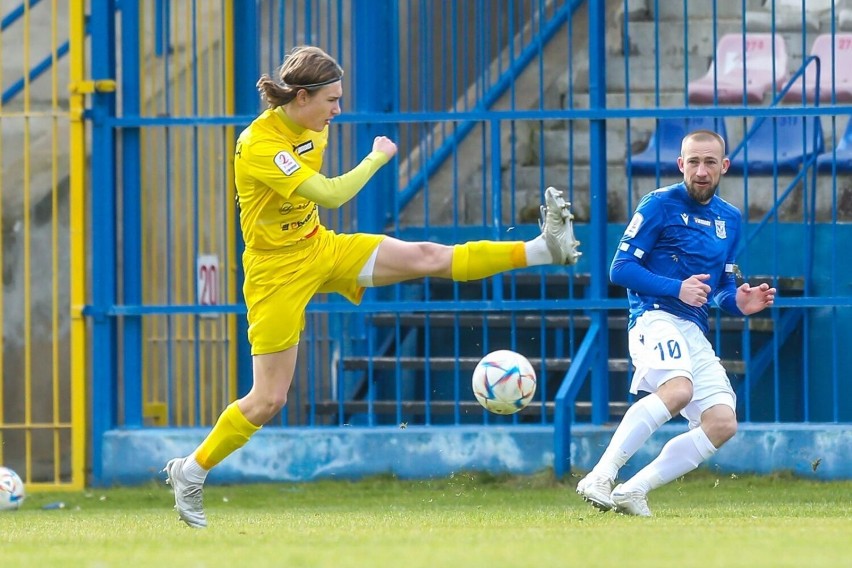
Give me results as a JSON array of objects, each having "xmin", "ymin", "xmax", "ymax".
[
  {"xmin": 256, "ymin": 46, "xmax": 344, "ymax": 108},
  {"xmin": 681, "ymin": 129, "xmax": 726, "ymax": 156}
]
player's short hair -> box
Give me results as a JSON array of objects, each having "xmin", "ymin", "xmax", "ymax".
[
  {"xmin": 256, "ymin": 46, "xmax": 344, "ymax": 108},
  {"xmin": 681, "ymin": 129, "xmax": 726, "ymax": 157}
]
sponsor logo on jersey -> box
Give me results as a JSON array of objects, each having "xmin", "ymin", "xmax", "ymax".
[
  {"xmin": 279, "ymin": 201, "xmax": 313, "ymax": 215},
  {"xmin": 280, "ymin": 206, "xmax": 316, "ymax": 231},
  {"xmin": 274, "ymin": 151, "xmax": 300, "ymax": 175},
  {"xmin": 715, "ymin": 219, "xmax": 727, "ymax": 239},
  {"xmin": 624, "ymin": 212, "xmax": 644, "ymax": 238},
  {"xmin": 694, "ymin": 217, "xmax": 711, "ymax": 227},
  {"xmin": 293, "ymin": 141, "xmax": 314, "ymax": 155}
]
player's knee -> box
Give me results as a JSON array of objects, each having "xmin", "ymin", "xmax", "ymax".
[
  {"xmin": 657, "ymin": 378, "xmax": 693, "ymax": 413},
  {"xmin": 705, "ymin": 413, "xmax": 738, "ymax": 446},
  {"xmin": 250, "ymin": 393, "xmax": 288, "ymax": 422},
  {"xmin": 267, "ymin": 392, "xmax": 288, "ymax": 414},
  {"xmin": 418, "ymin": 242, "xmax": 448, "ymax": 270}
]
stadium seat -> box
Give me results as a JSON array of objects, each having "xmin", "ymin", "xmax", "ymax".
[
  {"xmin": 728, "ymin": 116, "xmax": 825, "ymax": 175},
  {"xmin": 816, "ymin": 118, "xmax": 852, "ymax": 173},
  {"xmin": 628, "ymin": 117, "xmax": 729, "ymax": 176},
  {"xmin": 783, "ymin": 33, "xmax": 852, "ymax": 103},
  {"xmin": 688, "ymin": 33, "xmax": 789, "ymax": 104}
]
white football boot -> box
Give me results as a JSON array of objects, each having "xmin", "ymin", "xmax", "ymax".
[
  {"xmin": 576, "ymin": 472, "xmax": 615, "ymax": 511},
  {"xmin": 611, "ymin": 483, "xmax": 653, "ymax": 517},
  {"xmin": 539, "ymin": 187, "xmax": 581, "ymax": 265},
  {"xmin": 164, "ymin": 457, "xmax": 208, "ymax": 528}
]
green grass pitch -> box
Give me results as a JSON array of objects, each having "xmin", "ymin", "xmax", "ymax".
[{"xmin": 1, "ymin": 470, "xmax": 849, "ymax": 567}]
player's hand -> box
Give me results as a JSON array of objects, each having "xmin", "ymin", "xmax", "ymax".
[
  {"xmin": 373, "ymin": 136, "xmax": 398, "ymax": 160},
  {"xmin": 679, "ymin": 274, "xmax": 712, "ymax": 307},
  {"xmin": 736, "ymin": 282, "xmax": 776, "ymax": 315}
]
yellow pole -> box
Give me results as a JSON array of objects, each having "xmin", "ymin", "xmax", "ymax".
[
  {"xmin": 51, "ymin": 0, "xmax": 62, "ymax": 486},
  {"xmin": 69, "ymin": 0, "xmax": 89, "ymax": 490},
  {"xmin": 224, "ymin": 0, "xmax": 238, "ymax": 404},
  {"xmin": 0, "ymin": 0, "xmax": 5, "ymax": 466}
]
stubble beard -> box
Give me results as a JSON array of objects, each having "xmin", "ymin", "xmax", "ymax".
[{"xmin": 686, "ymin": 180, "xmax": 717, "ymax": 204}]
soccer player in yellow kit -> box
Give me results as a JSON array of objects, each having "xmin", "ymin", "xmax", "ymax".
[{"xmin": 165, "ymin": 45, "xmax": 581, "ymax": 528}]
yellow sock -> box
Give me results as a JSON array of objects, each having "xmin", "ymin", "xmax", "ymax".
[
  {"xmin": 451, "ymin": 241, "xmax": 527, "ymax": 282},
  {"xmin": 194, "ymin": 401, "xmax": 261, "ymax": 470}
]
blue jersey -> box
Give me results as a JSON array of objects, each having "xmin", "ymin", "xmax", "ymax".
[{"xmin": 610, "ymin": 182, "xmax": 742, "ymax": 333}]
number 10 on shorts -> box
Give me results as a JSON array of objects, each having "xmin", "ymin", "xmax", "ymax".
[{"xmin": 654, "ymin": 339, "xmax": 682, "ymax": 361}]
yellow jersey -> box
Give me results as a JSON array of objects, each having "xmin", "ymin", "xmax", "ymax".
[{"xmin": 234, "ymin": 107, "xmax": 327, "ymax": 251}]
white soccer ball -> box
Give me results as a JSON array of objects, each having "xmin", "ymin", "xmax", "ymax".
[
  {"xmin": 472, "ymin": 349, "xmax": 537, "ymax": 415},
  {"xmin": 0, "ymin": 466, "xmax": 25, "ymax": 511}
]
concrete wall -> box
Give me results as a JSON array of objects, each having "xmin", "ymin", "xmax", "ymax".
[
  {"xmin": 1, "ymin": 1, "xmax": 73, "ymax": 476},
  {"xmin": 102, "ymin": 424, "xmax": 852, "ymax": 485}
]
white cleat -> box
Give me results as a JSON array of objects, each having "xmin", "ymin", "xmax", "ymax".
[
  {"xmin": 539, "ymin": 186, "xmax": 581, "ymax": 265},
  {"xmin": 611, "ymin": 483, "xmax": 652, "ymax": 517},
  {"xmin": 164, "ymin": 457, "xmax": 208, "ymax": 528},
  {"xmin": 576, "ymin": 473, "xmax": 615, "ymax": 511}
]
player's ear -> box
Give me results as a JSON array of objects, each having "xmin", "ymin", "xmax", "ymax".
[
  {"xmin": 721, "ymin": 157, "xmax": 730, "ymax": 174},
  {"xmin": 677, "ymin": 156, "xmax": 685, "ymax": 173}
]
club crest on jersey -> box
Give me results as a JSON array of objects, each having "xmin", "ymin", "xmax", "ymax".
[
  {"xmin": 274, "ymin": 151, "xmax": 300, "ymax": 176},
  {"xmin": 715, "ymin": 219, "xmax": 727, "ymax": 239}
]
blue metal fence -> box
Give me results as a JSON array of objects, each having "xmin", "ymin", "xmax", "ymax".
[{"xmin": 85, "ymin": 0, "xmax": 852, "ymax": 483}]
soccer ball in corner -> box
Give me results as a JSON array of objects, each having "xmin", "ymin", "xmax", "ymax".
[
  {"xmin": 472, "ymin": 349, "xmax": 537, "ymax": 415},
  {"xmin": 0, "ymin": 466, "xmax": 25, "ymax": 511}
]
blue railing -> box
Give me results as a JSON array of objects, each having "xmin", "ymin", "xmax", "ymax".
[{"xmin": 83, "ymin": 0, "xmax": 852, "ymax": 485}]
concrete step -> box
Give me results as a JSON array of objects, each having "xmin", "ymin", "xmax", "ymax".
[
  {"xmin": 496, "ymin": 164, "xmax": 632, "ymax": 223},
  {"xmin": 368, "ymin": 312, "xmax": 779, "ymax": 333},
  {"xmin": 341, "ymin": 355, "xmax": 746, "ymax": 376},
  {"xmin": 469, "ymin": 160, "xmax": 852, "ymax": 224},
  {"xmin": 648, "ymin": 0, "xmax": 765, "ymax": 21},
  {"xmin": 623, "ymin": 20, "xmax": 808, "ymax": 62},
  {"xmin": 309, "ymin": 399, "xmax": 629, "ymax": 418},
  {"xmin": 709, "ymin": 173, "xmax": 852, "ymax": 221},
  {"xmin": 516, "ymin": 124, "xmax": 630, "ymax": 166}
]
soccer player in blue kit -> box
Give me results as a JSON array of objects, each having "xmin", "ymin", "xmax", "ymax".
[{"xmin": 576, "ymin": 130, "xmax": 776, "ymax": 516}]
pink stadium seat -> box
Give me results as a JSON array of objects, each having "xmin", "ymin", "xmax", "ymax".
[
  {"xmin": 783, "ymin": 33, "xmax": 852, "ymax": 103},
  {"xmin": 688, "ymin": 33, "xmax": 789, "ymax": 104}
]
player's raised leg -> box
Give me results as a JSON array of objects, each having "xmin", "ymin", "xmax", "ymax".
[{"xmin": 369, "ymin": 187, "xmax": 581, "ymax": 287}]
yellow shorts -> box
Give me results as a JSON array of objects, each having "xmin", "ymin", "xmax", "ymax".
[{"xmin": 243, "ymin": 227, "xmax": 385, "ymax": 355}]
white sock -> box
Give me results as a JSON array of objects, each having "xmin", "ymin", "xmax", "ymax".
[
  {"xmin": 592, "ymin": 394, "xmax": 672, "ymax": 482},
  {"xmin": 524, "ymin": 236, "xmax": 551, "ymax": 266},
  {"xmin": 622, "ymin": 427, "xmax": 718, "ymax": 495},
  {"xmin": 184, "ymin": 452, "xmax": 209, "ymax": 484}
]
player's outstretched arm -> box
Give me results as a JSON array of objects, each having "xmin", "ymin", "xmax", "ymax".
[
  {"xmin": 735, "ymin": 282, "xmax": 776, "ymax": 315},
  {"xmin": 294, "ymin": 136, "xmax": 397, "ymax": 208}
]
